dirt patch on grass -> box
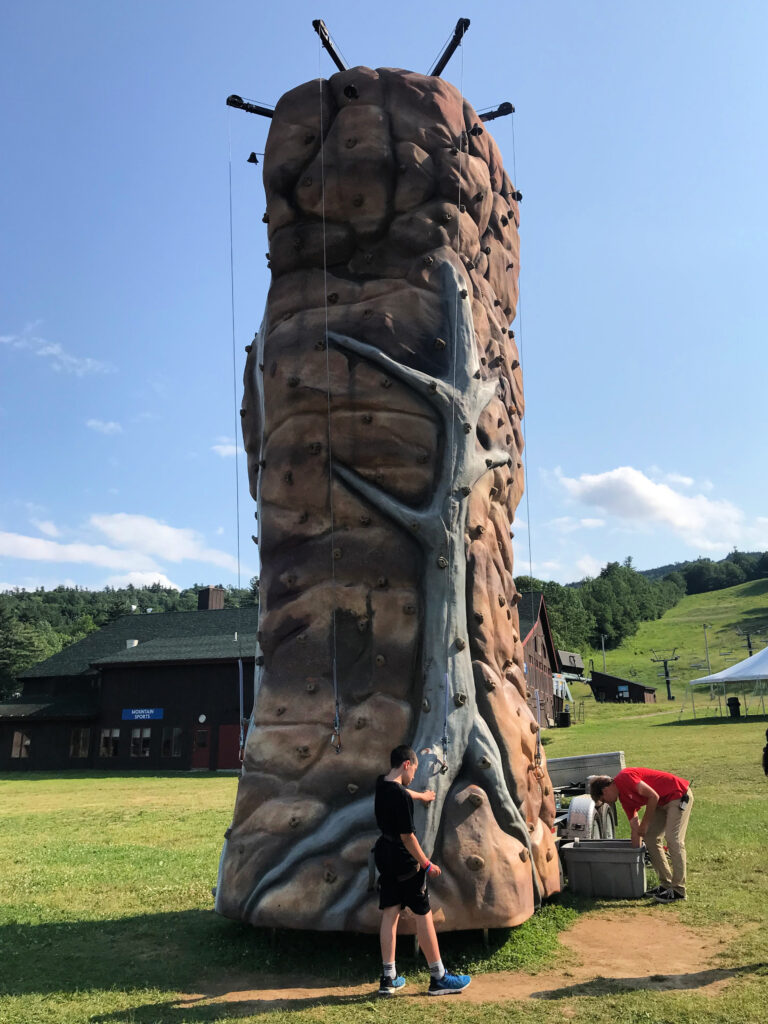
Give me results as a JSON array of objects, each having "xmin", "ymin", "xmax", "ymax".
[{"xmin": 180, "ymin": 910, "xmax": 741, "ymax": 1009}]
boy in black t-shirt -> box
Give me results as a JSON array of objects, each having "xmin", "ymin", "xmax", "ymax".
[{"xmin": 373, "ymin": 744, "xmax": 471, "ymax": 997}]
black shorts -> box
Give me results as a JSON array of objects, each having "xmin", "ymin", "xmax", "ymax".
[{"xmin": 378, "ymin": 867, "xmax": 430, "ymax": 916}]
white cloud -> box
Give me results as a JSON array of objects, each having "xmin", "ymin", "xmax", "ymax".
[
  {"xmin": 89, "ymin": 513, "xmax": 240, "ymax": 572},
  {"xmin": 86, "ymin": 419, "xmax": 123, "ymax": 435},
  {"xmin": 547, "ymin": 516, "xmax": 606, "ymax": 534},
  {"xmin": 576, "ymin": 555, "xmax": 604, "ymax": 577},
  {"xmin": 557, "ymin": 465, "xmax": 768, "ymax": 552},
  {"xmin": 212, "ymin": 443, "xmax": 238, "ymax": 457},
  {"xmin": 0, "ymin": 326, "xmax": 113, "ymax": 376},
  {"xmin": 105, "ymin": 571, "xmax": 181, "ymax": 590},
  {"xmin": 31, "ymin": 519, "xmax": 61, "ymax": 538},
  {"xmin": 0, "ymin": 531, "xmax": 160, "ymax": 571}
]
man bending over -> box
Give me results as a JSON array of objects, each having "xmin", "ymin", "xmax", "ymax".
[
  {"xmin": 590, "ymin": 766, "xmax": 693, "ymax": 903},
  {"xmin": 373, "ymin": 745, "xmax": 471, "ymax": 996}
]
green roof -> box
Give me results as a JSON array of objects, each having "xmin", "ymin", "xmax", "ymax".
[
  {"xmin": 94, "ymin": 634, "xmax": 258, "ymax": 666},
  {"xmin": 0, "ymin": 696, "xmax": 98, "ymax": 720},
  {"xmin": 19, "ymin": 607, "xmax": 260, "ymax": 679}
]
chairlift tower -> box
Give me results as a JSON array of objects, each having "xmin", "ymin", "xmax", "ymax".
[{"xmin": 650, "ymin": 648, "xmax": 679, "ymax": 701}]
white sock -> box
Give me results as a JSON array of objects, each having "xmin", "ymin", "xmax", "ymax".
[
  {"xmin": 429, "ymin": 959, "xmax": 445, "ymax": 980},
  {"xmin": 382, "ymin": 961, "xmax": 396, "ymax": 979}
]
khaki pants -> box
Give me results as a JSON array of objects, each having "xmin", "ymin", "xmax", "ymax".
[{"xmin": 644, "ymin": 789, "xmax": 694, "ymax": 896}]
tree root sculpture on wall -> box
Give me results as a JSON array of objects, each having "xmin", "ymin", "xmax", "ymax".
[{"xmin": 215, "ymin": 65, "xmax": 560, "ymax": 933}]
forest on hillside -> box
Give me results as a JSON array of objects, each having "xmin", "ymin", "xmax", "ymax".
[{"xmin": 2, "ymin": 549, "xmax": 767, "ymax": 698}]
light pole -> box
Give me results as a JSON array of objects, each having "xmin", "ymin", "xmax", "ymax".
[
  {"xmin": 703, "ymin": 624, "xmax": 711, "ymax": 674},
  {"xmin": 600, "ymin": 634, "xmax": 607, "ymax": 672}
]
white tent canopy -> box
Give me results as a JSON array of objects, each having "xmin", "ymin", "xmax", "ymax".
[
  {"xmin": 689, "ymin": 643, "xmax": 768, "ymax": 687},
  {"xmin": 685, "ymin": 643, "xmax": 768, "ymax": 719}
]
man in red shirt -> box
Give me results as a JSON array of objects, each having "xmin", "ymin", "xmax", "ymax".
[{"xmin": 590, "ymin": 767, "xmax": 693, "ymax": 903}]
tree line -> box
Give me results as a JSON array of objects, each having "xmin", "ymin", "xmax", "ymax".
[{"xmin": 516, "ymin": 558, "xmax": 686, "ymax": 654}]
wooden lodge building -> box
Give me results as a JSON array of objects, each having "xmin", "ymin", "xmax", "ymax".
[
  {"xmin": 588, "ymin": 669, "xmax": 657, "ymax": 704},
  {"xmin": 0, "ymin": 587, "xmax": 256, "ymax": 772},
  {"xmin": 517, "ymin": 591, "xmax": 564, "ymax": 726}
]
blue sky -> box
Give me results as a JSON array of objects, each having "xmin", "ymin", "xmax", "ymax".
[{"xmin": 1, "ymin": 0, "xmax": 767, "ymax": 591}]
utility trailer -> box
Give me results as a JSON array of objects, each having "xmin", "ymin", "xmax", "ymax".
[{"xmin": 547, "ymin": 750, "xmax": 625, "ymax": 841}]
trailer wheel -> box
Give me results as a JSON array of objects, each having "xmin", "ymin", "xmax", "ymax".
[{"xmin": 598, "ymin": 803, "xmax": 615, "ymax": 839}]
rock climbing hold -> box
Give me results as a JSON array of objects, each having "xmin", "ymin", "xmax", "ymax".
[
  {"xmin": 477, "ymin": 755, "xmax": 491, "ymax": 769},
  {"xmin": 245, "ymin": 344, "xmax": 252, "ymax": 353},
  {"xmin": 302, "ymin": 176, "xmax": 313, "ymax": 187},
  {"xmin": 333, "ymin": 548, "xmax": 342, "ymax": 560},
  {"xmin": 377, "ymin": 576, "xmax": 388, "ymax": 587},
  {"xmin": 298, "ymin": 511, "xmax": 308, "ymax": 523},
  {"xmin": 297, "ymin": 634, "xmax": 307, "ymax": 645},
  {"xmin": 314, "ymin": 338, "xmax": 326, "ymax": 350},
  {"xmin": 308, "ymin": 442, "xmax": 322, "ymax": 454},
  {"xmin": 296, "ymin": 745, "xmax": 310, "ymax": 758},
  {"xmin": 343, "ymin": 84, "xmax": 358, "ymax": 99},
  {"xmin": 324, "ymin": 867, "xmax": 337, "ymax": 883},
  {"xmin": 283, "ymin": 471, "xmax": 293, "ymax": 484},
  {"xmin": 289, "ymin": 816, "xmax": 300, "ymax": 829},
  {"xmin": 422, "ymin": 698, "xmax": 431, "ymax": 712},
  {"xmin": 460, "ymin": 485, "xmax": 471, "ymax": 496},
  {"xmin": 460, "ymin": 289, "xmax": 468, "ymax": 299},
  {"xmin": 347, "ymin": 783, "xmax": 359, "ymax": 794},
  {"xmin": 362, "ymin": 413, "xmax": 373, "ymax": 423},
  {"xmin": 455, "ymin": 637, "xmax": 466, "ymax": 651},
  {"xmin": 416, "ymin": 452, "xmax": 429, "ymax": 464},
  {"xmin": 463, "ymin": 423, "xmax": 472, "ymax": 434},
  {"xmin": 510, "ymin": 190, "xmax": 523, "ymax": 201},
  {"xmin": 466, "ymin": 854, "xmax": 485, "ymax": 871},
  {"xmin": 262, "ymin": 212, "xmax": 270, "ymax": 223},
  {"xmin": 474, "ymin": 612, "xmax": 484, "ymax": 623},
  {"xmin": 468, "ymin": 792, "xmax": 484, "ymax": 808},
  {"xmin": 357, "ymin": 618, "xmax": 369, "ymax": 633},
  {"xmin": 356, "ymin": 716, "xmax": 367, "ymax": 729},
  {"xmin": 434, "ymin": 337, "xmax": 446, "ymax": 350},
  {"xmin": 520, "ymin": 849, "xmax": 529, "ymax": 862},
  {"xmin": 359, "ymin": 513, "xmax": 371, "ymax": 526},
  {"xmin": 454, "ymin": 692, "xmax": 467, "ymax": 706},
  {"xmin": 423, "ymin": 255, "xmax": 434, "ymax": 266},
  {"xmin": 352, "ymin": 194, "xmax": 364, "ymax": 207},
  {"xmin": 328, "ymin": 293, "xmax": 339, "ymax": 304},
  {"xmin": 381, "ymin": 377, "xmax": 392, "ymax": 389},
  {"xmin": 403, "ymin": 604, "xmax": 416, "ymax": 615},
  {"xmin": 345, "ymin": 138, "xmax": 357, "ymax": 148},
  {"xmin": 437, "ymin": 555, "xmax": 448, "ymax": 569},
  {"xmin": 485, "ymin": 677, "xmax": 496, "ymax": 691},
  {"xmin": 498, "ymin": 595, "xmax": 506, "ymax": 606},
  {"xmin": 287, "ymin": 376, "xmax": 300, "ymax": 387},
  {"xmin": 375, "ymin": 654, "xmax": 386, "ymax": 666},
  {"xmin": 276, "ymin": 706, "xmax": 285, "ymax": 716}
]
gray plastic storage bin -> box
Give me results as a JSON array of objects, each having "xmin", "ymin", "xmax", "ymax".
[{"xmin": 560, "ymin": 839, "xmax": 646, "ymax": 899}]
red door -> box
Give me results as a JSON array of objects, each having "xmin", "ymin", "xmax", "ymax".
[
  {"xmin": 217, "ymin": 724, "xmax": 241, "ymax": 769},
  {"xmin": 191, "ymin": 727, "xmax": 210, "ymax": 769}
]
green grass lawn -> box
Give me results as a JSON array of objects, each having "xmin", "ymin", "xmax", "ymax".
[{"xmin": 2, "ymin": 703, "xmax": 767, "ymax": 1023}]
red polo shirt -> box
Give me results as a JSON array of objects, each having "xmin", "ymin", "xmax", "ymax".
[{"xmin": 613, "ymin": 767, "xmax": 690, "ymax": 820}]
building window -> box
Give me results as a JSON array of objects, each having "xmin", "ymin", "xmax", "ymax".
[
  {"xmin": 11, "ymin": 730, "xmax": 31, "ymax": 759},
  {"xmin": 130, "ymin": 727, "xmax": 151, "ymax": 758},
  {"xmin": 100, "ymin": 727, "xmax": 120, "ymax": 758},
  {"xmin": 194, "ymin": 729, "xmax": 208, "ymax": 749},
  {"xmin": 161, "ymin": 727, "xmax": 183, "ymax": 758},
  {"xmin": 69, "ymin": 727, "xmax": 90, "ymax": 759}
]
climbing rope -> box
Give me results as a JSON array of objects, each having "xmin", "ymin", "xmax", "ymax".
[
  {"xmin": 318, "ymin": 44, "xmax": 342, "ymax": 754},
  {"xmin": 228, "ymin": 112, "xmax": 266, "ymax": 763},
  {"xmin": 440, "ymin": 36, "xmax": 466, "ymax": 778},
  {"xmin": 509, "ymin": 113, "xmax": 535, "ymax": 596}
]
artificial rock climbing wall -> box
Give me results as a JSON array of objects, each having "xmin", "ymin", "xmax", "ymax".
[{"xmin": 215, "ymin": 65, "xmax": 560, "ymax": 933}]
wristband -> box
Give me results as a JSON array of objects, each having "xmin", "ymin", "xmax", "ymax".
[{"xmin": 425, "ymin": 862, "xmax": 432, "ymax": 874}]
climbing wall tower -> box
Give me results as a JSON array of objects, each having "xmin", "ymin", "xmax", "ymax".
[{"xmin": 215, "ymin": 65, "xmax": 560, "ymax": 933}]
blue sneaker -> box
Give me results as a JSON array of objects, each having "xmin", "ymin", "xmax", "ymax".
[
  {"xmin": 428, "ymin": 971, "xmax": 471, "ymax": 995},
  {"xmin": 377, "ymin": 974, "xmax": 406, "ymax": 996}
]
